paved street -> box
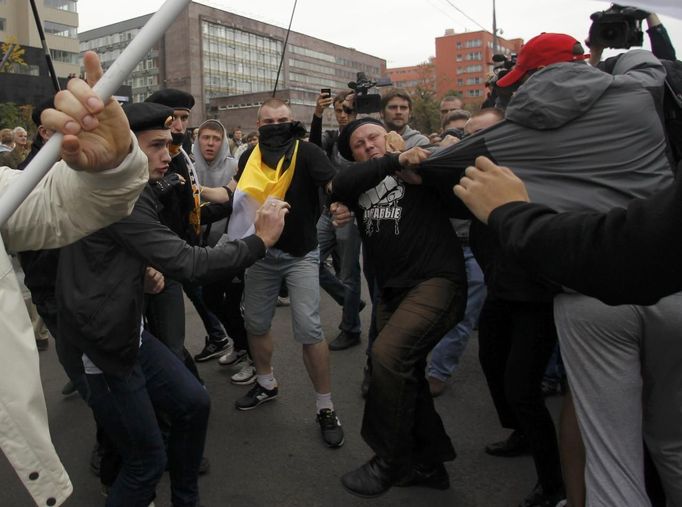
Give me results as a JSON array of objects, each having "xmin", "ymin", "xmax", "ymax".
[{"xmin": 0, "ymin": 284, "xmax": 562, "ymax": 507}]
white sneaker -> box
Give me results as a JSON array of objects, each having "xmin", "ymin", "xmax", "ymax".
[
  {"xmin": 276, "ymin": 296, "xmax": 290, "ymax": 307},
  {"xmin": 231, "ymin": 363, "xmax": 256, "ymax": 385},
  {"xmin": 218, "ymin": 348, "xmax": 247, "ymax": 366}
]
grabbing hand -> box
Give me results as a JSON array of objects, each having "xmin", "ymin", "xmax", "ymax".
[
  {"xmin": 453, "ymin": 156, "xmax": 529, "ymax": 224},
  {"xmin": 330, "ymin": 201, "xmax": 353, "ymax": 227},
  {"xmin": 40, "ymin": 51, "xmax": 133, "ymax": 172},
  {"xmin": 154, "ymin": 173, "xmax": 185, "ymax": 197},
  {"xmin": 254, "ymin": 198, "xmax": 291, "ymax": 248},
  {"xmin": 144, "ymin": 267, "xmax": 165, "ymax": 294}
]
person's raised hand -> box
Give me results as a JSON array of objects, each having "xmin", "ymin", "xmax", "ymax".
[
  {"xmin": 314, "ymin": 93, "xmax": 334, "ymax": 118},
  {"xmin": 254, "ymin": 198, "xmax": 291, "ymax": 248},
  {"xmin": 453, "ymin": 156, "xmax": 529, "ymax": 224},
  {"xmin": 40, "ymin": 51, "xmax": 132, "ymax": 172}
]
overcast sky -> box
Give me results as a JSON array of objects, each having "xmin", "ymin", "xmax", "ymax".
[{"xmin": 77, "ymin": 0, "xmax": 682, "ymax": 68}]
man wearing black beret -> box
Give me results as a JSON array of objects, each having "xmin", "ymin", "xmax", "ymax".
[
  {"xmin": 55, "ymin": 101, "xmax": 289, "ymax": 507},
  {"xmin": 331, "ymin": 117, "xmax": 467, "ymax": 498},
  {"xmin": 145, "ymin": 89, "xmax": 234, "ymax": 364}
]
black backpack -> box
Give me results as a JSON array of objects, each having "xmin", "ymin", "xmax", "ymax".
[{"xmin": 661, "ymin": 59, "xmax": 682, "ymax": 170}]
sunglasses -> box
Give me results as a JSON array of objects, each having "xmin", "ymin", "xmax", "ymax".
[{"xmin": 342, "ymin": 106, "xmax": 355, "ymax": 115}]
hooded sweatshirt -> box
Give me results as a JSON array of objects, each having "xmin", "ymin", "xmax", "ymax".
[
  {"xmin": 421, "ymin": 49, "xmax": 673, "ymax": 300},
  {"xmin": 192, "ymin": 119, "xmax": 237, "ymax": 245},
  {"xmin": 400, "ymin": 124, "xmax": 430, "ymax": 150}
]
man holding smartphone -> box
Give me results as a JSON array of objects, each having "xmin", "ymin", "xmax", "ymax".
[{"xmin": 309, "ymin": 90, "xmax": 365, "ymax": 352}]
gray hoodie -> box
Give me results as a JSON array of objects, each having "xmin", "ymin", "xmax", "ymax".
[
  {"xmin": 401, "ymin": 124, "xmax": 430, "ymax": 150},
  {"xmin": 192, "ymin": 119, "xmax": 237, "ymax": 188},
  {"xmin": 192, "ymin": 119, "xmax": 237, "ymax": 245},
  {"xmin": 424, "ymin": 50, "xmax": 672, "ymax": 214}
]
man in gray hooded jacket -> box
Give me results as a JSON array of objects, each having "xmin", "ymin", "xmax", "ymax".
[
  {"xmin": 421, "ymin": 34, "xmax": 678, "ymax": 506},
  {"xmin": 380, "ymin": 88, "xmax": 429, "ymax": 149}
]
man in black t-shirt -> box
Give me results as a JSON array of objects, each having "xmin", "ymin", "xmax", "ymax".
[
  {"xmin": 234, "ymin": 99, "xmax": 345, "ymax": 450},
  {"xmin": 331, "ymin": 117, "xmax": 467, "ymax": 499}
]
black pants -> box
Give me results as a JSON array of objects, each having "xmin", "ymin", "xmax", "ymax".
[
  {"xmin": 203, "ymin": 273, "xmax": 249, "ymax": 353},
  {"xmin": 362, "ymin": 277, "xmax": 465, "ymax": 464},
  {"xmin": 478, "ymin": 298, "xmax": 563, "ymax": 494}
]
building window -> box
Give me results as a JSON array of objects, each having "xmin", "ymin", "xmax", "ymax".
[
  {"xmin": 44, "ymin": 21, "xmax": 77, "ymax": 38},
  {"xmin": 44, "ymin": 0, "xmax": 77, "ymax": 12},
  {"xmin": 0, "ymin": 17, "xmax": 5, "ymax": 31},
  {"xmin": 467, "ymin": 89, "xmax": 481, "ymax": 97},
  {"xmin": 51, "ymin": 49, "xmax": 79, "ymax": 65},
  {"xmin": 201, "ymin": 20, "xmax": 282, "ymax": 99}
]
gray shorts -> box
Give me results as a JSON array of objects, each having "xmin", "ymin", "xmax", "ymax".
[{"xmin": 244, "ymin": 247, "xmax": 324, "ymax": 345}]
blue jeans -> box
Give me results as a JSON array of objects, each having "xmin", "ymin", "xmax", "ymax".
[
  {"xmin": 183, "ymin": 282, "xmax": 227, "ymax": 342},
  {"xmin": 428, "ymin": 246, "xmax": 486, "ymax": 382},
  {"xmin": 85, "ymin": 331, "xmax": 210, "ymax": 507},
  {"xmin": 317, "ymin": 211, "xmax": 362, "ymax": 334}
]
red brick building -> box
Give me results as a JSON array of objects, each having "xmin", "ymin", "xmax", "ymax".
[
  {"xmin": 434, "ymin": 29, "xmax": 523, "ymax": 106},
  {"xmin": 386, "ymin": 60, "xmax": 436, "ymax": 94}
]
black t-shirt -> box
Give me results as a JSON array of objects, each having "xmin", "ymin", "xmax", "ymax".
[
  {"xmin": 331, "ymin": 155, "xmax": 465, "ymax": 291},
  {"xmin": 239, "ymin": 142, "xmax": 336, "ymax": 257}
]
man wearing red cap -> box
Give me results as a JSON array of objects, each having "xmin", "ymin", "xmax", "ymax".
[
  {"xmin": 420, "ymin": 30, "xmax": 677, "ymax": 507},
  {"xmin": 495, "ymin": 33, "xmax": 591, "ymax": 89}
]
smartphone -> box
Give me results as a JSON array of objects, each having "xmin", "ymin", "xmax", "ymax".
[{"xmin": 321, "ymin": 88, "xmax": 331, "ymax": 97}]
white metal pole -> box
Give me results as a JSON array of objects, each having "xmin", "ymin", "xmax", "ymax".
[{"xmin": 0, "ymin": 0, "xmax": 191, "ymax": 227}]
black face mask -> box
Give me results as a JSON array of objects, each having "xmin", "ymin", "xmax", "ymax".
[
  {"xmin": 171, "ymin": 131, "xmax": 185, "ymax": 146},
  {"xmin": 258, "ymin": 122, "xmax": 306, "ymax": 168}
]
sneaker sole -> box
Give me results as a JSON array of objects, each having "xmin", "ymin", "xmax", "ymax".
[
  {"xmin": 231, "ymin": 374, "xmax": 257, "ymax": 386},
  {"xmin": 235, "ymin": 393, "xmax": 278, "ymax": 411},
  {"xmin": 194, "ymin": 349, "xmax": 228, "ymax": 362},
  {"xmin": 324, "ymin": 436, "xmax": 345, "ymax": 448},
  {"xmin": 219, "ymin": 354, "xmax": 247, "ymax": 367}
]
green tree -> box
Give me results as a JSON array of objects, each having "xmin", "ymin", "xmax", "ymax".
[
  {"xmin": 0, "ymin": 102, "xmax": 23, "ymax": 130},
  {"xmin": 1, "ymin": 37, "xmax": 27, "ymax": 73},
  {"xmin": 410, "ymin": 85, "xmax": 440, "ymax": 135}
]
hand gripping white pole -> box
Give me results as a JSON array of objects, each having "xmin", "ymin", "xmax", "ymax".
[{"xmin": 0, "ymin": 0, "xmax": 191, "ymax": 226}]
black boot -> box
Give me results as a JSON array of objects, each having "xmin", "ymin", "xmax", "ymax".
[
  {"xmin": 485, "ymin": 429, "xmax": 530, "ymax": 457},
  {"xmin": 329, "ymin": 330, "xmax": 361, "ymax": 351},
  {"xmin": 341, "ymin": 456, "xmax": 405, "ymax": 498},
  {"xmin": 394, "ymin": 462, "xmax": 450, "ymax": 490}
]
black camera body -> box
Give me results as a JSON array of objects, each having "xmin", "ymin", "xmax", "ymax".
[
  {"xmin": 348, "ymin": 72, "xmax": 392, "ymax": 114},
  {"xmin": 589, "ymin": 5, "xmax": 646, "ymax": 49}
]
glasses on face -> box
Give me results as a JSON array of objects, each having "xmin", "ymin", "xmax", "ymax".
[{"xmin": 342, "ymin": 106, "xmax": 355, "ymax": 115}]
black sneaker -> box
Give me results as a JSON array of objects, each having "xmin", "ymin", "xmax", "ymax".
[
  {"xmin": 61, "ymin": 380, "xmax": 78, "ymax": 397},
  {"xmin": 317, "ymin": 409, "xmax": 344, "ymax": 448},
  {"xmin": 518, "ymin": 482, "xmax": 566, "ymax": 507},
  {"xmin": 235, "ymin": 382, "xmax": 278, "ymax": 411},
  {"xmin": 194, "ymin": 337, "xmax": 229, "ymax": 362}
]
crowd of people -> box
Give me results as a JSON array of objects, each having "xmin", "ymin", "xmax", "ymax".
[{"xmin": 1, "ymin": 4, "xmax": 681, "ymax": 507}]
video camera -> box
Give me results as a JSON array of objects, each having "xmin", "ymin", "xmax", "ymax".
[
  {"xmin": 348, "ymin": 72, "xmax": 392, "ymax": 114},
  {"xmin": 487, "ymin": 53, "xmax": 518, "ymax": 89},
  {"xmin": 589, "ymin": 4, "xmax": 647, "ymax": 49}
]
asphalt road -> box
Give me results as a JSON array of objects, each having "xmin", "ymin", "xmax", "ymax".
[{"xmin": 0, "ymin": 284, "xmax": 562, "ymax": 507}]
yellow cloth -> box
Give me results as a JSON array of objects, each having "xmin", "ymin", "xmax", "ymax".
[{"xmin": 237, "ymin": 141, "xmax": 299, "ymax": 204}]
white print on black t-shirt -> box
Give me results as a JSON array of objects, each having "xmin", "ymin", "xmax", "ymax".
[{"xmin": 358, "ymin": 175, "xmax": 404, "ymax": 236}]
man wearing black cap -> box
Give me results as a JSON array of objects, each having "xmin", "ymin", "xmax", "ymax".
[
  {"xmin": 144, "ymin": 89, "xmax": 233, "ymax": 364},
  {"xmin": 330, "ymin": 117, "xmax": 467, "ymax": 498},
  {"xmin": 56, "ymin": 101, "xmax": 288, "ymax": 507}
]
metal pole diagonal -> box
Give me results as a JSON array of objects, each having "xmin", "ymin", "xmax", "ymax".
[
  {"xmin": 0, "ymin": 0, "xmax": 192, "ymax": 227},
  {"xmin": 29, "ymin": 0, "xmax": 60, "ymax": 92}
]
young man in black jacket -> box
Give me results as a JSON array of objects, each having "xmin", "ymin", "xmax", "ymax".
[
  {"xmin": 331, "ymin": 117, "xmax": 467, "ymax": 498},
  {"xmin": 56, "ymin": 102, "xmax": 288, "ymax": 507}
]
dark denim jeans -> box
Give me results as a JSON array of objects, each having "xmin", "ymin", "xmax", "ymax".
[
  {"xmin": 145, "ymin": 278, "xmax": 187, "ymax": 359},
  {"xmin": 362, "ymin": 277, "xmax": 465, "ymax": 465},
  {"xmin": 478, "ymin": 298, "xmax": 563, "ymax": 494},
  {"xmin": 183, "ymin": 282, "xmax": 227, "ymax": 341},
  {"xmin": 85, "ymin": 331, "xmax": 210, "ymax": 507},
  {"xmin": 317, "ymin": 210, "xmax": 362, "ymax": 334}
]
